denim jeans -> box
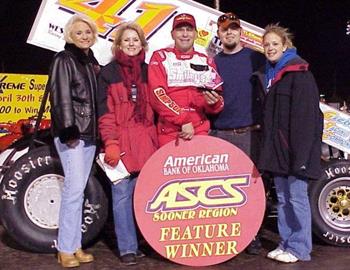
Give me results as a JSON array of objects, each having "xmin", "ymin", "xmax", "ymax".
[
  {"xmin": 210, "ymin": 129, "xmax": 261, "ymax": 164},
  {"xmin": 111, "ymin": 175, "xmax": 138, "ymax": 256},
  {"xmin": 274, "ymin": 175, "xmax": 312, "ymax": 261},
  {"xmin": 211, "ymin": 128, "xmax": 264, "ymax": 246},
  {"xmin": 54, "ymin": 138, "xmax": 96, "ymax": 253}
]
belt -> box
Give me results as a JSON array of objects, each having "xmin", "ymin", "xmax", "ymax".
[{"xmin": 218, "ymin": 124, "xmax": 261, "ymax": 134}]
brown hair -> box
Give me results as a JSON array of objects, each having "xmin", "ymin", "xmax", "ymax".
[
  {"xmin": 112, "ymin": 22, "xmax": 148, "ymax": 54},
  {"xmin": 64, "ymin": 14, "xmax": 98, "ymax": 45},
  {"xmin": 263, "ymin": 23, "xmax": 295, "ymax": 49}
]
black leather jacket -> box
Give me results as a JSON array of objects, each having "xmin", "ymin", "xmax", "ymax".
[{"xmin": 48, "ymin": 43, "xmax": 99, "ymax": 143}]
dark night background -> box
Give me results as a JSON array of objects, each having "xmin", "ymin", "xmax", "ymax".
[{"xmin": 1, "ymin": 1, "xmax": 349, "ymax": 100}]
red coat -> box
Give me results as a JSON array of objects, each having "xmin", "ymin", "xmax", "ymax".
[
  {"xmin": 98, "ymin": 61, "xmax": 158, "ymax": 173},
  {"xmin": 148, "ymin": 47, "xmax": 224, "ymax": 146}
]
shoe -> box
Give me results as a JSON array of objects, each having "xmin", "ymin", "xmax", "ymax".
[
  {"xmin": 136, "ymin": 250, "xmax": 146, "ymax": 258},
  {"xmin": 245, "ymin": 237, "xmax": 262, "ymax": 255},
  {"xmin": 267, "ymin": 247, "xmax": 284, "ymax": 259},
  {"xmin": 75, "ymin": 248, "xmax": 94, "ymax": 263},
  {"xmin": 274, "ymin": 251, "xmax": 299, "ymax": 263},
  {"xmin": 120, "ymin": 253, "xmax": 137, "ymax": 265},
  {"xmin": 57, "ymin": 252, "xmax": 80, "ymax": 268}
]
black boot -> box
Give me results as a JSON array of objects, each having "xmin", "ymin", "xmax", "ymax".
[{"xmin": 245, "ymin": 237, "xmax": 262, "ymax": 255}]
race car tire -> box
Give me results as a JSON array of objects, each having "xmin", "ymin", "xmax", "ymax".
[
  {"xmin": 0, "ymin": 145, "xmax": 108, "ymax": 253},
  {"xmin": 309, "ymin": 159, "xmax": 350, "ymax": 247}
]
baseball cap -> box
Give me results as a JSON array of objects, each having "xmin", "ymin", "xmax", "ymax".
[
  {"xmin": 172, "ymin": 13, "xmax": 196, "ymax": 31},
  {"xmin": 217, "ymin": 12, "xmax": 241, "ymax": 29}
]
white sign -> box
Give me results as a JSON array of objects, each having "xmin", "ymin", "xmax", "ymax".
[
  {"xmin": 320, "ymin": 102, "xmax": 350, "ymax": 154},
  {"xmin": 27, "ymin": 0, "xmax": 264, "ymax": 65}
]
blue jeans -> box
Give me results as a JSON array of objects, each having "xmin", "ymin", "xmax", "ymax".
[
  {"xmin": 210, "ymin": 129, "xmax": 261, "ymax": 164},
  {"xmin": 54, "ymin": 138, "xmax": 96, "ymax": 253},
  {"xmin": 111, "ymin": 176, "xmax": 138, "ymax": 256},
  {"xmin": 274, "ymin": 175, "xmax": 312, "ymax": 261}
]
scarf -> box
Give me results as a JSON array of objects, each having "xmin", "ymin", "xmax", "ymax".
[
  {"xmin": 265, "ymin": 48, "xmax": 298, "ymax": 90},
  {"xmin": 64, "ymin": 43, "xmax": 99, "ymax": 65},
  {"xmin": 114, "ymin": 49, "xmax": 147, "ymax": 122},
  {"xmin": 64, "ymin": 43, "xmax": 100, "ymax": 75}
]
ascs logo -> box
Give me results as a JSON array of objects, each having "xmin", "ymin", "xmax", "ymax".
[{"xmin": 147, "ymin": 176, "xmax": 249, "ymax": 212}]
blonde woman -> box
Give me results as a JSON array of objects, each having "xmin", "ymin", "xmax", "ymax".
[
  {"xmin": 97, "ymin": 22, "xmax": 158, "ymax": 265},
  {"xmin": 48, "ymin": 14, "xmax": 100, "ymax": 267},
  {"xmin": 253, "ymin": 24, "xmax": 323, "ymax": 263}
]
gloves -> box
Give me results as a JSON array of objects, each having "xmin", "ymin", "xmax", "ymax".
[{"xmin": 104, "ymin": 140, "xmax": 121, "ymax": 167}]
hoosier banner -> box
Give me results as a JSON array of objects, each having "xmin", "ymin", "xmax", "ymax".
[
  {"xmin": 134, "ymin": 136, "xmax": 266, "ymax": 266},
  {"xmin": 27, "ymin": 0, "xmax": 264, "ymax": 65}
]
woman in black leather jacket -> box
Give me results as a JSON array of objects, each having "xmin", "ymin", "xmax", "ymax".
[{"xmin": 48, "ymin": 14, "xmax": 100, "ymax": 268}]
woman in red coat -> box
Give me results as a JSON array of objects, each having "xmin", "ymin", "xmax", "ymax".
[{"xmin": 97, "ymin": 22, "xmax": 158, "ymax": 265}]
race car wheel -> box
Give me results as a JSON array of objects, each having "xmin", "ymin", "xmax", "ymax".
[
  {"xmin": 0, "ymin": 145, "xmax": 108, "ymax": 253},
  {"xmin": 309, "ymin": 160, "xmax": 350, "ymax": 247}
]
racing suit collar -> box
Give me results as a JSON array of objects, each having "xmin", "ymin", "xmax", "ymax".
[{"xmin": 173, "ymin": 46, "xmax": 195, "ymax": 60}]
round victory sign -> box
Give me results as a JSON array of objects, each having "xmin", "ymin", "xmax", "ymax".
[{"xmin": 134, "ymin": 136, "xmax": 266, "ymax": 266}]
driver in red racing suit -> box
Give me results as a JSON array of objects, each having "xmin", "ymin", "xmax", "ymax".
[{"xmin": 148, "ymin": 13, "xmax": 224, "ymax": 146}]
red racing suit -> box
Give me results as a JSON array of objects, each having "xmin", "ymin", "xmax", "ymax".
[{"xmin": 148, "ymin": 47, "xmax": 224, "ymax": 146}]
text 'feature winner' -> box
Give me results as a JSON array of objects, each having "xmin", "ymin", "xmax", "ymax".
[{"xmin": 134, "ymin": 136, "xmax": 266, "ymax": 266}]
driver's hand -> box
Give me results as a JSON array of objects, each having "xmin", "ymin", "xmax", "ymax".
[
  {"xmin": 179, "ymin": 122, "xmax": 194, "ymax": 140},
  {"xmin": 203, "ymin": 90, "xmax": 220, "ymax": 105}
]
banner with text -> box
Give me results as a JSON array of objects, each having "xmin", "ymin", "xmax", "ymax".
[
  {"xmin": 320, "ymin": 102, "xmax": 350, "ymax": 154},
  {"xmin": 134, "ymin": 136, "xmax": 266, "ymax": 266},
  {"xmin": 27, "ymin": 0, "xmax": 264, "ymax": 65},
  {"xmin": 0, "ymin": 73, "xmax": 50, "ymax": 136}
]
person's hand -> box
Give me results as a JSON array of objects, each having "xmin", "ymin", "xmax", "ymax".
[
  {"xmin": 66, "ymin": 139, "xmax": 79, "ymax": 148},
  {"xmin": 179, "ymin": 122, "xmax": 194, "ymax": 140},
  {"xmin": 104, "ymin": 140, "xmax": 121, "ymax": 167},
  {"xmin": 203, "ymin": 90, "xmax": 220, "ymax": 105}
]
